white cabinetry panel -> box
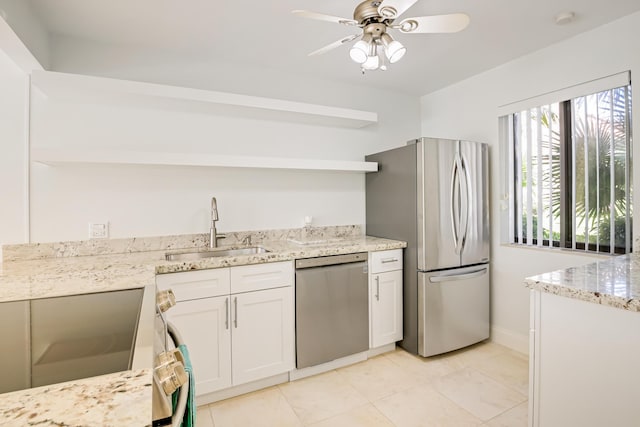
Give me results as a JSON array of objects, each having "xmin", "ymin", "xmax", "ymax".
[
  {"xmin": 157, "ymin": 261, "xmax": 294, "ymax": 397},
  {"xmin": 164, "ymin": 296, "xmax": 232, "ymax": 395},
  {"xmin": 230, "ymin": 261, "xmax": 293, "ymax": 294},
  {"xmin": 370, "ymin": 270, "xmax": 403, "ymax": 348},
  {"xmin": 370, "ymin": 249, "xmax": 403, "ymax": 274},
  {"xmin": 529, "ymin": 290, "xmax": 640, "ymax": 427},
  {"xmin": 156, "ymin": 268, "xmax": 230, "ymax": 301},
  {"xmin": 369, "ymin": 249, "xmax": 403, "ymax": 349},
  {"xmin": 231, "ymin": 286, "xmax": 295, "ymax": 385}
]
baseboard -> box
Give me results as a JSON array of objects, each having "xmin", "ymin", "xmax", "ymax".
[
  {"xmin": 367, "ymin": 343, "xmax": 396, "ymax": 357},
  {"xmin": 195, "ymin": 346, "xmax": 398, "ymax": 405},
  {"xmin": 195, "ymin": 373, "xmax": 289, "ymax": 406},
  {"xmin": 491, "ymin": 326, "xmax": 529, "ymax": 355},
  {"xmin": 289, "ymin": 351, "xmax": 368, "ymax": 381}
]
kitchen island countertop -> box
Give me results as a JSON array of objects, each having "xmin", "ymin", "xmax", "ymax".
[{"xmin": 525, "ymin": 253, "xmax": 640, "ymax": 312}]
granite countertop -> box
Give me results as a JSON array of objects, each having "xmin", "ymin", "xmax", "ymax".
[
  {"xmin": 0, "ymin": 228, "xmax": 406, "ymax": 426},
  {"xmin": 525, "ymin": 254, "xmax": 640, "ymax": 312},
  {"xmin": 0, "ymin": 370, "xmax": 152, "ymax": 427},
  {"xmin": 0, "ymin": 235, "xmax": 406, "ymax": 303}
]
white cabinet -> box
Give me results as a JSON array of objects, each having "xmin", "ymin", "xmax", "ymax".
[
  {"xmin": 232, "ymin": 286, "xmax": 294, "ymax": 385},
  {"xmin": 156, "ymin": 261, "xmax": 294, "ymax": 397},
  {"xmin": 157, "ymin": 268, "xmax": 232, "ymax": 395},
  {"xmin": 369, "ymin": 249, "xmax": 403, "ymax": 348},
  {"xmin": 529, "ymin": 290, "xmax": 640, "ymax": 427},
  {"xmin": 166, "ymin": 296, "xmax": 232, "ymax": 394}
]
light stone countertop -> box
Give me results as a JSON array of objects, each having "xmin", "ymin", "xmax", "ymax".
[
  {"xmin": 0, "ymin": 231, "xmax": 406, "ymax": 426},
  {"xmin": 525, "ymin": 254, "xmax": 640, "ymax": 312},
  {"xmin": 0, "ymin": 235, "xmax": 406, "ymax": 303},
  {"xmin": 0, "ymin": 370, "xmax": 152, "ymax": 427}
]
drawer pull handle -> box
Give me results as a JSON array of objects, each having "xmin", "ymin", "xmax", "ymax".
[
  {"xmin": 375, "ymin": 276, "xmax": 380, "ymax": 301},
  {"xmin": 381, "ymin": 258, "xmax": 398, "ymax": 263}
]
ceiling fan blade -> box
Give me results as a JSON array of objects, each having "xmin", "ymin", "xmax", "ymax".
[
  {"xmin": 377, "ymin": 0, "xmax": 419, "ymax": 19},
  {"xmin": 398, "ymin": 13, "xmax": 470, "ymax": 33},
  {"xmin": 308, "ymin": 34, "xmax": 361, "ymax": 56},
  {"xmin": 292, "ymin": 10, "xmax": 359, "ymax": 26}
]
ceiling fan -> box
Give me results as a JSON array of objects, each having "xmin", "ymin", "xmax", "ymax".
[{"xmin": 292, "ymin": 0, "xmax": 470, "ymax": 72}]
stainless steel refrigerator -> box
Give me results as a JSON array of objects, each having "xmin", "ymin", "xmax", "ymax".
[{"xmin": 366, "ymin": 137, "xmax": 490, "ymax": 357}]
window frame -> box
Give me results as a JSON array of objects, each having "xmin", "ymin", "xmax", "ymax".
[{"xmin": 503, "ymin": 82, "xmax": 632, "ymax": 255}]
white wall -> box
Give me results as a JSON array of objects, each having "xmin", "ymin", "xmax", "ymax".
[
  {"xmin": 28, "ymin": 39, "xmax": 421, "ymax": 241},
  {"xmin": 0, "ymin": 49, "xmax": 28, "ymax": 251},
  {"xmin": 0, "ymin": 0, "xmax": 49, "ymax": 68},
  {"xmin": 420, "ymin": 11, "xmax": 640, "ymax": 351}
]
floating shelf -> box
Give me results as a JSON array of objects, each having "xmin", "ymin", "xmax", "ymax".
[
  {"xmin": 30, "ymin": 71, "xmax": 378, "ymax": 129},
  {"xmin": 31, "ymin": 148, "xmax": 379, "ymax": 173}
]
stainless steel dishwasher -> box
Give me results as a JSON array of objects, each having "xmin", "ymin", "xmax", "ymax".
[{"xmin": 295, "ymin": 252, "xmax": 369, "ymax": 369}]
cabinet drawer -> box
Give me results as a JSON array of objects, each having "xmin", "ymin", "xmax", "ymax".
[
  {"xmin": 370, "ymin": 249, "xmax": 403, "ymax": 274},
  {"xmin": 156, "ymin": 268, "xmax": 230, "ymax": 301},
  {"xmin": 230, "ymin": 261, "xmax": 293, "ymax": 294}
]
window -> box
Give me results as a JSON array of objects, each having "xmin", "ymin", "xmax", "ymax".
[{"xmin": 502, "ymin": 77, "xmax": 632, "ymax": 254}]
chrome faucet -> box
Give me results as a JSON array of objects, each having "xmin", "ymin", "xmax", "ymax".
[{"xmin": 209, "ymin": 197, "xmax": 225, "ymax": 249}]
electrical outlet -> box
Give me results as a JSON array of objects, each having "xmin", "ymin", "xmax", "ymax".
[{"xmin": 89, "ymin": 222, "xmax": 109, "ymax": 239}]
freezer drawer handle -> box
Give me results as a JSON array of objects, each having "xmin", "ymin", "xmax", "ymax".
[
  {"xmin": 429, "ymin": 267, "xmax": 487, "ymax": 283},
  {"xmin": 381, "ymin": 258, "xmax": 398, "ymax": 263}
]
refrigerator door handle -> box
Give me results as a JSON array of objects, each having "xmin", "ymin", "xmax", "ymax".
[
  {"xmin": 450, "ymin": 158, "xmax": 458, "ymax": 248},
  {"xmin": 428, "ymin": 267, "xmax": 487, "ymax": 283},
  {"xmin": 451, "ymin": 153, "xmax": 465, "ymax": 254},
  {"xmin": 459, "ymin": 155, "xmax": 471, "ymax": 252}
]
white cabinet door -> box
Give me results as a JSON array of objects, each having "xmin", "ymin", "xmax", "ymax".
[
  {"xmin": 370, "ymin": 270, "xmax": 403, "ymax": 348},
  {"xmin": 166, "ymin": 296, "xmax": 232, "ymax": 395},
  {"xmin": 231, "ymin": 287, "xmax": 295, "ymax": 385}
]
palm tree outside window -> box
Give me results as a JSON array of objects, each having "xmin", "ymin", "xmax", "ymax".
[{"xmin": 509, "ymin": 84, "xmax": 632, "ymax": 254}]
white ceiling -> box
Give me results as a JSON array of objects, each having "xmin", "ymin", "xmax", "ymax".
[{"xmin": 19, "ymin": 0, "xmax": 640, "ymax": 95}]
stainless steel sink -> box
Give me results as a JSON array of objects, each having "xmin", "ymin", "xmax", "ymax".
[{"xmin": 165, "ymin": 246, "xmax": 270, "ymax": 262}]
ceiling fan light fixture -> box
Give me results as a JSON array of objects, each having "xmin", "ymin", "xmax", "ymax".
[
  {"xmin": 361, "ymin": 54, "xmax": 380, "ymax": 70},
  {"xmin": 349, "ymin": 34, "xmax": 373, "ymax": 64},
  {"xmin": 292, "ymin": 3, "xmax": 472, "ymax": 72},
  {"xmin": 349, "ymin": 41, "xmax": 369, "ymax": 63},
  {"xmin": 381, "ymin": 33, "xmax": 406, "ymax": 63}
]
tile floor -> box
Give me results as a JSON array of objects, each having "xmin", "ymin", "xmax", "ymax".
[{"xmin": 196, "ymin": 341, "xmax": 529, "ymax": 427}]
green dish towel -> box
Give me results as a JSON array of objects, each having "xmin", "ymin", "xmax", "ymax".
[{"xmin": 172, "ymin": 344, "xmax": 195, "ymax": 427}]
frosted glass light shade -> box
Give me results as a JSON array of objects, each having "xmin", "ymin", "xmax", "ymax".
[
  {"xmin": 361, "ymin": 55, "xmax": 380, "ymax": 70},
  {"xmin": 385, "ymin": 40, "xmax": 406, "ymax": 63},
  {"xmin": 349, "ymin": 40, "xmax": 370, "ymax": 64}
]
